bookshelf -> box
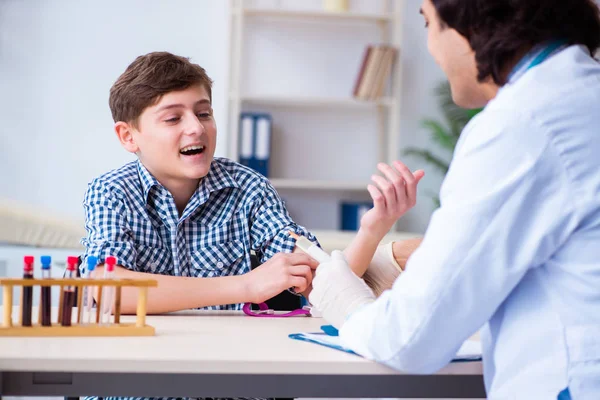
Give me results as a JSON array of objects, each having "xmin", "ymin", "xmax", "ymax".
[
  {"xmin": 227, "ymin": 0, "xmax": 404, "ymax": 231},
  {"xmin": 240, "ymin": 8, "xmax": 393, "ymax": 23},
  {"xmin": 237, "ymin": 95, "xmax": 395, "ymax": 109},
  {"xmin": 269, "ymin": 178, "xmax": 370, "ymax": 191}
]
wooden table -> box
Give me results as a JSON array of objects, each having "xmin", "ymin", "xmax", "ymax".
[{"xmin": 0, "ymin": 308, "xmax": 485, "ymax": 398}]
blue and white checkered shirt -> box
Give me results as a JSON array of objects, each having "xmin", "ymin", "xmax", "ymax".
[{"xmin": 81, "ymin": 157, "xmax": 316, "ymax": 311}]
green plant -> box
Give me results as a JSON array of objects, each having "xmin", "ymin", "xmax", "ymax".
[{"xmin": 404, "ymin": 81, "xmax": 482, "ymax": 207}]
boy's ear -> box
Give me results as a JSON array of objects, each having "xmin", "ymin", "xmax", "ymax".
[{"xmin": 114, "ymin": 121, "xmax": 139, "ymax": 153}]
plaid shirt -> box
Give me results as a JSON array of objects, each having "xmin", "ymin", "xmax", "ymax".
[{"xmin": 81, "ymin": 157, "xmax": 317, "ymax": 310}]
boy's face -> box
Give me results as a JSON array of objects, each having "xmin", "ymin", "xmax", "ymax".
[{"xmin": 117, "ymin": 84, "xmax": 216, "ymax": 187}]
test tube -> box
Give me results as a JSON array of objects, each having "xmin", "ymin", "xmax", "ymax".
[
  {"xmin": 40, "ymin": 255, "xmax": 52, "ymax": 327},
  {"xmin": 83, "ymin": 256, "xmax": 97, "ymax": 324},
  {"xmin": 100, "ymin": 256, "xmax": 116, "ymax": 325},
  {"xmin": 21, "ymin": 256, "xmax": 34, "ymax": 326},
  {"xmin": 60, "ymin": 256, "xmax": 79, "ymax": 327}
]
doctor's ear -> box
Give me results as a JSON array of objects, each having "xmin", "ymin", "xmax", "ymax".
[{"xmin": 115, "ymin": 121, "xmax": 139, "ymax": 154}]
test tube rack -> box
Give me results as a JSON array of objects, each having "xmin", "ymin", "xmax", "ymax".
[{"xmin": 0, "ymin": 277, "xmax": 157, "ymax": 336}]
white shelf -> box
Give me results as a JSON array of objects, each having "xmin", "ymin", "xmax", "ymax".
[
  {"xmin": 237, "ymin": 95, "xmax": 394, "ymax": 109},
  {"xmin": 242, "ymin": 8, "xmax": 393, "ymax": 24},
  {"xmin": 228, "ymin": 0, "xmax": 404, "ymax": 230},
  {"xmin": 269, "ymin": 178, "xmax": 369, "ymax": 191}
]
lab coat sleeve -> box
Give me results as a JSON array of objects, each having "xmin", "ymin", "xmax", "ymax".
[{"xmin": 339, "ymin": 109, "xmax": 579, "ymax": 373}]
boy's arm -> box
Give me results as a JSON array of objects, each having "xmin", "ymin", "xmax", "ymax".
[
  {"xmin": 344, "ymin": 162, "xmax": 424, "ymax": 277},
  {"xmin": 97, "ymin": 265, "xmax": 247, "ymax": 314},
  {"xmin": 392, "ymin": 237, "xmax": 423, "ymax": 270},
  {"xmin": 97, "ymin": 253, "xmax": 317, "ymax": 314},
  {"xmin": 83, "ymin": 181, "xmax": 317, "ymax": 314},
  {"xmin": 249, "ymin": 181, "xmax": 320, "ymax": 260},
  {"xmin": 247, "ymin": 180, "xmax": 320, "ymax": 295}
]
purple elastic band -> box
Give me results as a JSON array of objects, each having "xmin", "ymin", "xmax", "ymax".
[{"xmin": 243, "ymin": 302, "xmax": 311, "ymax": 318}]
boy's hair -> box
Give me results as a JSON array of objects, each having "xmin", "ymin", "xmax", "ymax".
[
  {"xmin": 109, "ymin": 51, "xmax": 213, "ymax": 127},
  {"xmin": 431, "ymin": 0, "xmax": 600, "ymax": 85}
]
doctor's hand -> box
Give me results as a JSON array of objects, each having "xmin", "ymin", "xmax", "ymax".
[
  {"xmin": 309, "ymin": 251, "xmax": 376, "ymax": 329},
  {"xmin": 243, "ymin": 253, "xmax": 318, "ymax": 304},
  {"xmin": 361, "ymin": 161, "xmax": 425, "ymax": 238}
]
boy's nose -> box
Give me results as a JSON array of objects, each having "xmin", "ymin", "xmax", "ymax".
[{"xmin": 183, "ymin": 114, "xmax": 205, "ymax": 135}]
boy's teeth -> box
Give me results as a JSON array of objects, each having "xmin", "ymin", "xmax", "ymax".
[{"xmin": 181, "ymin": 145, "xmax": 204, "ymax": 153}]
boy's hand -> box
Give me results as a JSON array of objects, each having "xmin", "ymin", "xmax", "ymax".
[
  {"xmin": 362, "ymin": 161, "xmax": 425, "ymax": 239},
  {"xmin": 243, "ymin": 253, "xmax": 319, "ymax": 304}
]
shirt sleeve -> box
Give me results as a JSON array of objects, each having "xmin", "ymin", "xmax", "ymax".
[
  {"xmin": 339, "ymin": 109, "xmax": 579, "ymax": 373},
  {"xmin": 249, "ymin": 180, "xmax": 319, "ymax": 263},
  {"xmin": 80, "ymin": 180, "xmax": 137, "ymax": 273}
]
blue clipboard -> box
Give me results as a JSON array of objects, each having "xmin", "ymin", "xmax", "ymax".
[{"xmin": 289, "ymin": 325, "xmax": 482, "ymax": 362}]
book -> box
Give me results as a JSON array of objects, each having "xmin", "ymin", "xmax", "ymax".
[{"xmin": 353, "ymin": 45, "xmax": 397, "ymax": 100}]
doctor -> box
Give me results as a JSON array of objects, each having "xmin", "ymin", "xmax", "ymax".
[{"xmin": 309, "ymin": 0, "xmax": 600, "ymax": 398}]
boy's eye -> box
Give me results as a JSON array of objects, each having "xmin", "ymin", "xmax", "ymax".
[
  {"xmin": 197, "ymin": 112, "xmax": 212, "ymax": 119},
  {"xmin": 165, "ymin": 117, "xmax": 180, "ymax": 123}
]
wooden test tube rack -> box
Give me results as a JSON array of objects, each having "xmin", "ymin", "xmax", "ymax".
[{"xmin": 0, "ymin": 277, "xmax": 157, "ymax": 336}]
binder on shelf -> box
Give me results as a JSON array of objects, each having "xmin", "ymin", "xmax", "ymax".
[
  {"xmin": 252, "ymin": 114, "xmax": 272, "ymax": 177},
  {"xmin": 239, "ymin": 113, "xmax": 254, "ymax": 169},
  {"xmin": 340, "ymin": 202, "xmax": 373, "ymax": 231},
  {"xmin": 238, "ymin": 112, "xmax": 272, "ymax": 178}
]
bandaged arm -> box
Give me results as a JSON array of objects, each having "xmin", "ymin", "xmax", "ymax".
[{"xmin": 362, "ymin": 242, "xmax": 404, "ymax": 297}]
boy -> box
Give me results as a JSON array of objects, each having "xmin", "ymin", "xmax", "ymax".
[
  {"xmin": 82, "ymin": 51, "xmax": 422, "ymax": 315},
  {"xmin": 81, "ymin": 51, "xmax": 319, "ymax": 313}
]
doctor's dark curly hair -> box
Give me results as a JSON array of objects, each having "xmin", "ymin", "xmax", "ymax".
[{"xmin": 431, "ymin": 0, "xmax": 600, "ymax": 85}]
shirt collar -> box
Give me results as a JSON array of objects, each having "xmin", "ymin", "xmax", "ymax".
[
  {"xmin": 508, "ymin": 41, "xmax": 568, "ymax": 84},
  {"xmin": 197, "ymin": 159, "xmax": 240, "ymax": 203},
  {"xmin": 136, "ymin": 158, "xmax": 240, "ymax": 205},
  {"xmin": 137, "ymin": 160, "xmax": 161, "ymax": 202}
]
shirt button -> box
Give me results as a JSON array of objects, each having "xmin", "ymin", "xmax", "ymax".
[{"xmin": 216, "ymin": 261, "xmax": 224, "ymax": 268}]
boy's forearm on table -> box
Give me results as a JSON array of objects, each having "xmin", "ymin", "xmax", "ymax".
[{"xmin": 95, "ymin": 266, "xmax": 249, "ymax": 314}]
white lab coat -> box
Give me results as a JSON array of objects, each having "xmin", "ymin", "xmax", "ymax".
[{"xmin": 340, "ymin": 45, "xmax": 600, "ymax": 399}]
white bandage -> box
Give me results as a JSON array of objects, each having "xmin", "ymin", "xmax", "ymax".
[
  {"xmin": 362, "ymin": 242, "xmax": 403, "ymax": 297},
  {"xmin": 309, "ymin": 251, "xmax": 376, "ymax": 329}
]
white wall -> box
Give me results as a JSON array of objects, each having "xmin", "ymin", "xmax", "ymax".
[
  {"xmin": 0, "ymin": 0, "xmax": 447, "ymax": 234},
  {"xmin": 0, "ymin": 0, "xmax": 232, "ymax": 222}
]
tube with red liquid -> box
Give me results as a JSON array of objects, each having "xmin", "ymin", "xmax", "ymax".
[
  {"xmin": 40, "ymin": 255, "xmax": 52, "ymax": 326},
  {"xmin": 21, "ymin": 256, "xmax": 34, "ymax": 326},
  {"xmin": 61, "ymin": 256, "xmax": 79, "ymax": 327}
]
